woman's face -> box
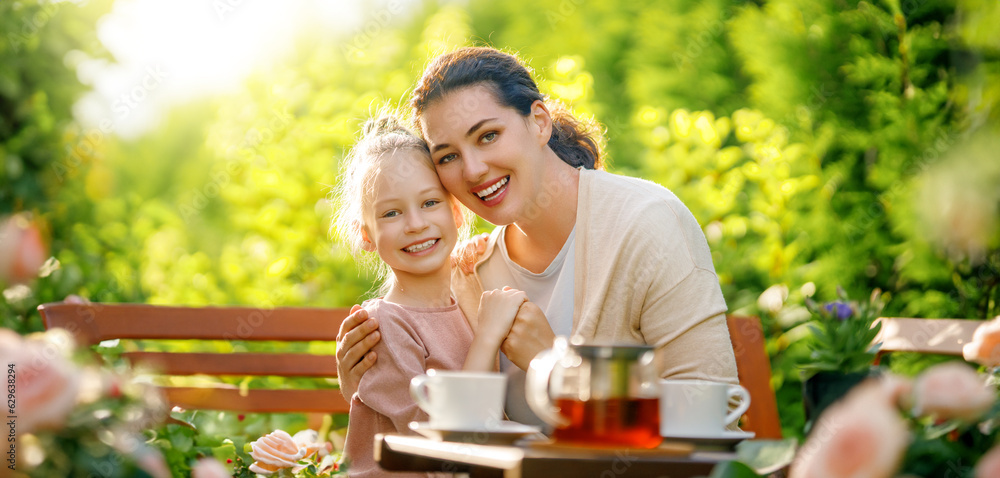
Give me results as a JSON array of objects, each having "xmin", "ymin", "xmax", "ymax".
[{"xmin": 418, "ymin": 84, "xmax": 549, "ymax": 226}]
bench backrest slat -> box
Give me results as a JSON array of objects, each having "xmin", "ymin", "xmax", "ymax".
[{"xmin": 38, "ymin": 301, "xmax": 351, "ymax": 415}]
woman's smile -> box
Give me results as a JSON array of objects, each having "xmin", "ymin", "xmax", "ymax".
[{"xmin": 472, "ymin": 175, "xmax": 510, "ymax": 206}]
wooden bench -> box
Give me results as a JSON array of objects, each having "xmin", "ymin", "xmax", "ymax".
[
  {"xmin": 872, "ymin": 316, "xmax": 986, "ymax": 365},
  {"xmin": 726, "ymin": 315, "xmax": 782, "ymax": 439},
  {"xmin": 38, "ymin": 302, "xmax": 781, "ymax": 439},
  {"xmin": 38, "ymin": 301, "xmax": 351, "ymax": 415}
]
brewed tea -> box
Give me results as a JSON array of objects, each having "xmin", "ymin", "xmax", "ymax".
[{"xmin": 552, "ymin": 397, "xmax": 661, "ymax": 448}]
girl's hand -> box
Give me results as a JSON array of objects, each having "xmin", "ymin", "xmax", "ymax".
[
  {"xmin": 501, "ymin": 301, "xmax": 556, "ymax": 370},
  {"xmin": 451, "ymin": 233, "xmax": 489, "ymax": 274},
  {"xmin": 335, "ymin": 305, "xmax": 380, "ymax": 399},
  {"xmin": 477, "ymin": 287, "xmax": 528, "ymax": 342}
]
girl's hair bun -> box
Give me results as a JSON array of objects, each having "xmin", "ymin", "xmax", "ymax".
[{"xmin": 361, "ymin": 115, "xmax": 409, "ymax": 138}]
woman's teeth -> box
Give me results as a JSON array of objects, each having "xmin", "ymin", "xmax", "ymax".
[
  {"xmin": 404, "ymin": 239, "xmax": 438, "ymax": 253},
  {"xmin": 476, "ymin": 176, "xmax": 508, "ymax": 201}
]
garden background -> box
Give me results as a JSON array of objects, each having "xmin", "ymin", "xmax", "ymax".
[{"xmin": 2, "ymin": 0, "xmax": 999, "ymax": 467}]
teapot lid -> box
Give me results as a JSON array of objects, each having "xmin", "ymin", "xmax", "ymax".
[{"xmin": 566, "ymin": 336, "xmax": 654, "ymax": 359}]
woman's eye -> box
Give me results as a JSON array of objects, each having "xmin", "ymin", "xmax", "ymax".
[
  {"xmin": 481, "ymin": 132, "xmax": 498, "ymax": 143},
  {"xmin": 438, "ymin": 153, "xmax": 457, "ymax": 165}
]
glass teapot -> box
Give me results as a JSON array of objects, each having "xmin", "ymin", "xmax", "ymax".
[{"xmin": 525, "ymin": 336, "xmax": 662, "ymax": 448}]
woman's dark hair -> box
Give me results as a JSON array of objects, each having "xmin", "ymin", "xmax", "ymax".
[{"xmin": 411, "ymin": 47, "xmax": 604, "ymax": 170}]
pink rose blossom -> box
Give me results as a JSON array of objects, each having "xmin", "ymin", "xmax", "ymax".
[
  {"xmin": 877, "ymin": 373, "xmax": 913, "ymax": 410},
  {"xmin": 192, "ymin": 457, "xmax": 232, "ymax": 478},
  {"xmin": 912, "ymin": 361, "xmax": 995, "ymax": 422},
  {"xmin": 964, "ymin": 317, "xmax": 1000, "ymax": 367},
  {"xmin": 249, "ymin": 429, "xmax": 307, "ymax": 475},
  {"xmin": 790, "ymin": 380, "xmax": 909, "ymax": 478},
  {"xmin": 134, "ymin": 450, "xmax": 171, "ymax": 478},
  {"xmin": 292, "ymin": 429, "xmax": 326, "ymax": 459},
  {"xmin": 0, "ymin": 214, "xmax": 48, "ymax": 285},
  {"xmin": 976, "ymin": 444, "xmax": 1000, "ymax": 478},
  {"xmin": 0, "ymin": 329, "xmax": 81, "ymax": 434}
]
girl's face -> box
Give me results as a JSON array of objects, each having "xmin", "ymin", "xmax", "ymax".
[
  {"xmin": 362, "ymin": 150, "xmax": 461, "ymax": 280},
  {"xmin": 419, "ymin": 84, "xmax": 549, "ymax": 226}
]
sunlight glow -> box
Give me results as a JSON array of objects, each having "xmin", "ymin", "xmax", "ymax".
[{"xmin": 74, "ymin": 0, "xmax": 374, "ymax": 138}]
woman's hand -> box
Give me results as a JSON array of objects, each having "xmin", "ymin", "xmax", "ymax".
[
  {"xmin": 451, "ymin": 233, "xmax": 489, "ymax": 274},
  {"xmin": 500, "ymin": 301, "xmax": 556, "ymax": 370},
  {"xmin": 335, "ymin": 305, "xmax": 380, "ymax": 400}
]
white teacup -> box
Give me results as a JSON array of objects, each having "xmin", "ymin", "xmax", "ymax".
[
  {"xmin": 409, "ymin": 370, "xmax": 507, "ymax": 430},
  {"xmin": 659, "ymin": 379, "xmax": 751, "ymax": 437}
]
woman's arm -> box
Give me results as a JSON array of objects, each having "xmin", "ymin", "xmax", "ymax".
[
  {"xmin": 463, "ymin": 287, "xmax": 527, "ymax": 371},
  {"xmin": 335, "ymin": 305, "xmax": 381, "ymax": 400}
]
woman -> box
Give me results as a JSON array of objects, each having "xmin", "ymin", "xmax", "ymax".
[{"xmin": 336, "ymin": 47, "xmax": 738, "ymax": 424}]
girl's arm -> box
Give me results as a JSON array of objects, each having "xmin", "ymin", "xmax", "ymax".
[{"xmin": 463, "ymin": 287, "xmax": 528, "ymax": 371}]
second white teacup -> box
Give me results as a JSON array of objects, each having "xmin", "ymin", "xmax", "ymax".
[
  {"xmin": 409, "ymin": 369, "xmax": 507, "ymax": 430},
  {"xmin": 659, "ymin": 379, "xmax": 751, "ymax": 437}
]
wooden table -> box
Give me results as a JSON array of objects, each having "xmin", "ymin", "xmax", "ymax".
[{"xmin": 375, "ymin": 434, "xmax": 738, "ymax": 478}]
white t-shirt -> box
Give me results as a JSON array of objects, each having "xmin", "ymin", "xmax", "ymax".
[{"xmin": 478, "ymin": 225, "xmax": 576, "ymax": 425}]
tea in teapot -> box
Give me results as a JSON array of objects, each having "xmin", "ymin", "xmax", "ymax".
[{"xmin": 526, "ymin": 337, "xmax": 662, "ymax": 448}]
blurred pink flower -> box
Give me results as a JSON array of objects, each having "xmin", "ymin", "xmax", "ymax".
[
  {"xmin": 0, "ymin": 329, "xmax": 81, "ymax": 434},
  {"xmin": 0, "ymin": 214, "xmax": 48, "ymax": 284},
  {"xmin": 964, "ymin": 317, "xmax": 1000, "ymax": 367},
  {"xmin": 132, "ymin": 449, "xmax": 170, "ymax": 478},
  {"xmin": 976, "ymin": 444, "xmax": 1000, "ymax": 478},
  {"xmin": 248, "ymin": 429, "xmax": 306, "ymax": 475},
  {"xmin": 912, "ymin": 362, "xmax": 995, "ymax": 422},
  {"xmin": 191, "ymin": 457, "xmax": 232, "ymax": 478},
  {"xmin": 790, "ymin": 381, "xmax": 909, "ymax": 478},
  {"xmin": 875, "ymin": 373, "xmax": 914, "ymax": 411}
]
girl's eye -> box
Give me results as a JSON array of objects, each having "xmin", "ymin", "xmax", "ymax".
[
  {"xmin": 437, "ymin": 153, "xmax": 457, "ymax": 165},
  {"xmin": 481, "ymin": 132, "xmax": 498, "ymax": 143},
  {"xmin": 423, "ymin": 199, "xmax": 440, "ymax": 208},
  {"xmin": 381, "ymin": 210, "xmax": 399, "ymax": 218}
]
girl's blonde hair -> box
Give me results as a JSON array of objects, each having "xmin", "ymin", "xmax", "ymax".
[{"xmin": 330, "ymin": 113, "xmax": 472, "ymax": 293}]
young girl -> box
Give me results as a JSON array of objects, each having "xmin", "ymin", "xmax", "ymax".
[{"xmin": 331, "ymin": 114, "xmax": 528, "ymax": 477}]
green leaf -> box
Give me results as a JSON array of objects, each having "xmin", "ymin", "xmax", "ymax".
[
  {"xmin": 707, "ymin": 461, "xmax": 763, "ymax": 478},
  {"xmin": 735, "ymin": 439, "xmax": 798, "ymax": 475}
]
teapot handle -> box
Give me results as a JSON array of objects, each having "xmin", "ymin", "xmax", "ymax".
[{"xmin": 526, "ymin": 347, "xmax": 570, "ymax": 428}]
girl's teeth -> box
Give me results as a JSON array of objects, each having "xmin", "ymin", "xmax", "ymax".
[
  {"xmin": 476, "ymin": 177, "xmax": 508, "ymax": 199},
  {"xmin": 404, "ymin": 239, "xmax": 437, "ymax": 253}
]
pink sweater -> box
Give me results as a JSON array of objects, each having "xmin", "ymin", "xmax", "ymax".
[{"xmin": 344, "ymin": 298, "xmax": 473, "ymax": 478}]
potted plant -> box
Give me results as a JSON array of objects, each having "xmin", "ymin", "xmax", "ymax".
[{"xmin": 800, "ymin": 286, "xmax": 886, "ymax": 429}]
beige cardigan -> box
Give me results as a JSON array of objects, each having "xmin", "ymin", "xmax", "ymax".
[{"xmin": 453, "ymin": 169, "xmax": 739, "ymax": 383}]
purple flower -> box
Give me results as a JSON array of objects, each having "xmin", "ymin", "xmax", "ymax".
[{"xmin": 824, "ymin": 301, "xmax": 854, "ymax": 320}]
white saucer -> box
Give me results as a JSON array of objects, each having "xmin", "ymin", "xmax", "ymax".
[
  {"xmin": 409, "ymin": 421, "xmax": 543, "ymax": 445},
  {"xmin": 660, "ymin": 430, "xmax": 755, "ymax": 449}
]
